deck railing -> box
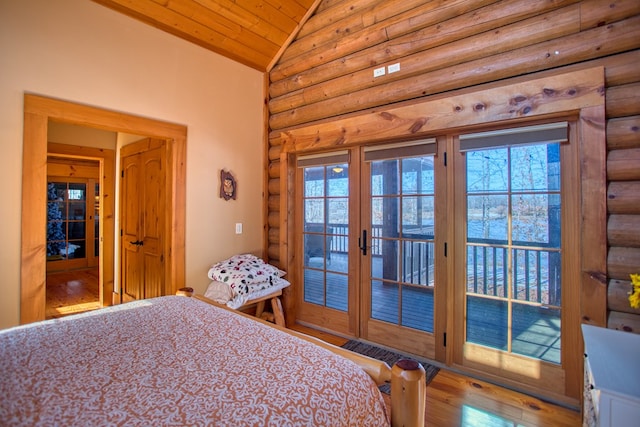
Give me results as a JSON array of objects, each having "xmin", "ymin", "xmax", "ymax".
[
  {"xmin": 306, "ymin": 223, "xmax": 558, "ymax": 303},
  {"xmin": 467, "ymin": 243, "xmax": 560, "ymax": 306}
]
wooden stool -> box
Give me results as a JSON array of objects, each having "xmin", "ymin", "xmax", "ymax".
[{"xmin": 247, "ymin": 290, "xmax": 286, "ymax": 328}]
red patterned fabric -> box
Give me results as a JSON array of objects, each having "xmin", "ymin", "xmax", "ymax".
[{"xmin": 0, "ymin": 296, "xmax": 388, "ymax": 426}]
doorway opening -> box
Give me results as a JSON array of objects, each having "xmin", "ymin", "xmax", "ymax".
[
  {"xmin": 21, "ymin": 94, "xmax": 187, "ymax": 325},
  {"xmin": 43, "ymin": 134, "xmax": 114, "ymax": 319}
]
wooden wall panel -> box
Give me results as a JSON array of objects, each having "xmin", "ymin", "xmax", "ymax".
[{"xmin": 266, "ymin": 0, "xmax": 640, "ymax": 332}]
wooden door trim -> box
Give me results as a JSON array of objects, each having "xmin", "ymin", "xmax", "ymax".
[{"xmin": 21, "ymin": 94, "xmax": 187, "ymax": 324}]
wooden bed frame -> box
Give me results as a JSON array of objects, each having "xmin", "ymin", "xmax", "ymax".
[{"xmin": 177, "ymin": 288, "xmax": 426, "ymax": 427}]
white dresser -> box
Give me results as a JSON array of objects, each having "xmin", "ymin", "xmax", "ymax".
[{"xmin": 582, "ymin": 324, "xmax": 640, "ymax": 427}]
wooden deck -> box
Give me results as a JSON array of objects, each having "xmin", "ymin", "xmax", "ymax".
[{"xmin": 303, "ymin": 253, "xmax": 561, "ymax": 364}]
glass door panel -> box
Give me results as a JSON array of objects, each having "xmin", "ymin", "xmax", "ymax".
[
  {"xmin": 453, "ymin": 123, "xmax": 574, "ymax": 398},
  {"xmin": 464, "ymin": 144, "xmax": 562, "ymax": 364},
  {"xmin": 363, "ymin": 152, "xmax": 437, "ymax": 358},
  {"xmin": 298, "ymin": 158, "xmax": 353, "ymax": 335},
  {"xmin": 47, "ymin": 178, "xmax": 99, "ymax": 271},
  {"xmin": 47, "ymin": 181, "xmax": 87, "ymax": 261}
]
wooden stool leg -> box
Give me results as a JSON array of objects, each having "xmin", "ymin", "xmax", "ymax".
[
  {"xmin": 255, "ymin": 301, "xmax": 266, "ymax": 318},
  {"xmin": 271, "ymin": 297, "xmax": 285, "ymax": 327}
]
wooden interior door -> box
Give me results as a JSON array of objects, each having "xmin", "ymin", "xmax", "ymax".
[{"xmin": 120, "ymin": 138, "xmax": 167, "ymax": 302}]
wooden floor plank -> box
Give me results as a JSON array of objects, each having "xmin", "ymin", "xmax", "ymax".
[
  {"xmin": 289, "ymin": 323, "xmax": 581, "ymax": 427},
  {"xmin": 45, "ymin": 267, "xmax": 101, "ymax": 319}
]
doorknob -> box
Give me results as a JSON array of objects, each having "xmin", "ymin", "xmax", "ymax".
[{"xmin": 130, "ymin": 240, "xmax": 144, "ymax": 246}]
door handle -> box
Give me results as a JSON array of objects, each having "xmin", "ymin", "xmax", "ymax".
[
  {"xmin": 358, "ymin": 230, "xmax": 368, "ymax": 256},
  {"xmin": 130, "ymin": 240, "xmax": 144, "ymax": 246}
]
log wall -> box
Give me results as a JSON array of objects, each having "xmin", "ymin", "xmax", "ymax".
[{"xmin": 266, "ymin": 0, "xmax": 640, "ymax": 332}]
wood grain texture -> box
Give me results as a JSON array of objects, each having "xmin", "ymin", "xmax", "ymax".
[
  {"xmin": 21, "ymin": 111, "xmax": 48, "ymax": 325},
  {"xmin": 92, "ymin": 0, "xmax": 319, "ymax": 71},
  {"xmin": 45, "ymin": 268, "xmax": 100, "ymax": 319},
  {"xmin": 278, "ymin": 67, "xmax": 604, "ymax": 152},
  {"xmin": 579, "ymin": 104, "xmax": 608, "ymax": 329},
  {"xmin": 607, "ymin": 181, "xmax": 640, "ymax": 214},
  {"xmin": 289, "ymin": 323, "xmax": 582, "ymax": 426},
  {"xmin": 607, "ymin": 116, "xmax": 640, "ymax": 150},
  {"xmin": 607, "ymin": 310, "xmax": 640, "ymax": 333},
  {"xmin": 269, "ymin": 15, "xmax": 638, "ymax": 129},
  {"xmin": 608, "ymin": 278, "xmax": 640, "ymax": 314},
  {"xmin": 608, "ymin": 246, "xmax": 640, "ymax": 279},
  {"xmin": 607, "ymin": 148, "xmax": 640, "ymax": 180},
  {"xmin": 607, "ymin": 215, "xmax": 640, "ymax": 247},
  {"xmin": 270, "ymin": 1, "xmax": 580, "ymax": 108}
]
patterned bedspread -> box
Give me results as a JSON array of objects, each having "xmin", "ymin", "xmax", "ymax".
[{"xmin": 0, "ymin": 296, "xmax": 388, "ymax": 426}]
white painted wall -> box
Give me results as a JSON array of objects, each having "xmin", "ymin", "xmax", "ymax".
[{"xmin": 0, "ymin": 0, "xmax": 265, "ymax": 328}]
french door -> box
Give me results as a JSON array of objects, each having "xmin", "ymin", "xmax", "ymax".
[
  {"xmin": 360, "ymin": 141, "xmax": 441, "ymax": 358},
  {"xmin": 296, "ymin": 151, "xmax": 356, "ymax": 335},
  {"xmin": 294, "ymin": 121, "xmax": 580, "ymax": 399},
  {"xmin": 46, "ymin": 177, "xmax": 99, "ymax": 272},
  {"xmin": 296, "ymin": 142, "xmax": 442, "ymax": 358},
  {"xmin": 451, "ymin": 122, "xmax": 580, "ymax": 398}
]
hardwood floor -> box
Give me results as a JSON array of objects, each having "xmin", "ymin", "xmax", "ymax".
[
  {"xmin": 45, "ymin": 267, "xmax": 101, "ymax": 319},
  {"xmin": 290, "ymin": 324, "xmax": 581, "ymax": 427}
]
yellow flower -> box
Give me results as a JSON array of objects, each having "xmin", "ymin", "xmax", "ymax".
[
  {"xmin": 631, "ymin": 290, "xmax": 640, "ymax": 309},
  {"xmin": 629, "ymin": 274, "xmax": 640, "ymax": 309}
]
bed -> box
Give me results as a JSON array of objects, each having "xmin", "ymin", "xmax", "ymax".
[{"xmin": 0, "ymin": 294, "xmax": 425, "ymax": 426}]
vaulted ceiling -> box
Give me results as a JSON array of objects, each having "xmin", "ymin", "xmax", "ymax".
[{"xmin": 92, "ymin": 0, "xmax": 319, "ymax": 71}]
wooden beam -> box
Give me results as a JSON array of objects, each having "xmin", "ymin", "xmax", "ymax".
[
  {"xmin": 608, "ymin": 215, "xmax": 640, "ymax": 247},
  {"xmin": 607, "ymin": 116, "xmax": 640, "ymax": 150},
  {"xmin": 608, "ymin": 246, "xmax": 640, "ymax": 280},
  {"xmin": 608, "ymin": 279, "xmax": 640, "ymax": 315},
  {"xmin": 607, "ymin": 181, "xmax": 640, "ymax": 214},
  {"xmin": 579, "ymin": 104, "xmax": 608, "ymax": 328},
  {"xmin": 278, "ymin": 67, "xmax": 604, "ymax": 152},
  {"xmin": 607, "ymin": 148, "xmax": 640, "ymax": 181},
  {"xmin": 270, "ymin": 15, "xmax": 639, "ymax": 130},
  {"xmin": 270, "ymin": 4, "xmax": 580, "ymax": 114},
  {"xmin": 270, "ymin": 0, "xmax": 577, "ymax": 98}
]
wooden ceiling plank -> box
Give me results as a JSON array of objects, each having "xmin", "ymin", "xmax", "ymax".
[
  {"xmin": 193, "ymin": 0, "xmax": 290, "ymax": 46},
  {"xmin": 263, "ymin": 0, "xmax": 307, "ymax": 21},
  {"xmin": 93, "ymin": 0, "xmax": 272, "ymax": 70},
  {"xmin": 160, "ymin": 0, "xmax": 281, "ymax": 52},
  {"xmin": 155, "ymin": 0, "xmax": 242, "ymax": 34},
  {"xmin": 233, "ymin": 0, "xmax": 299, "ymax": 33}
]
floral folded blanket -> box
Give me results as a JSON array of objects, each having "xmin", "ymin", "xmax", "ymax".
[{"xmin": 206, "ymin": 254, "xmax": 290, "ymax": 308}]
